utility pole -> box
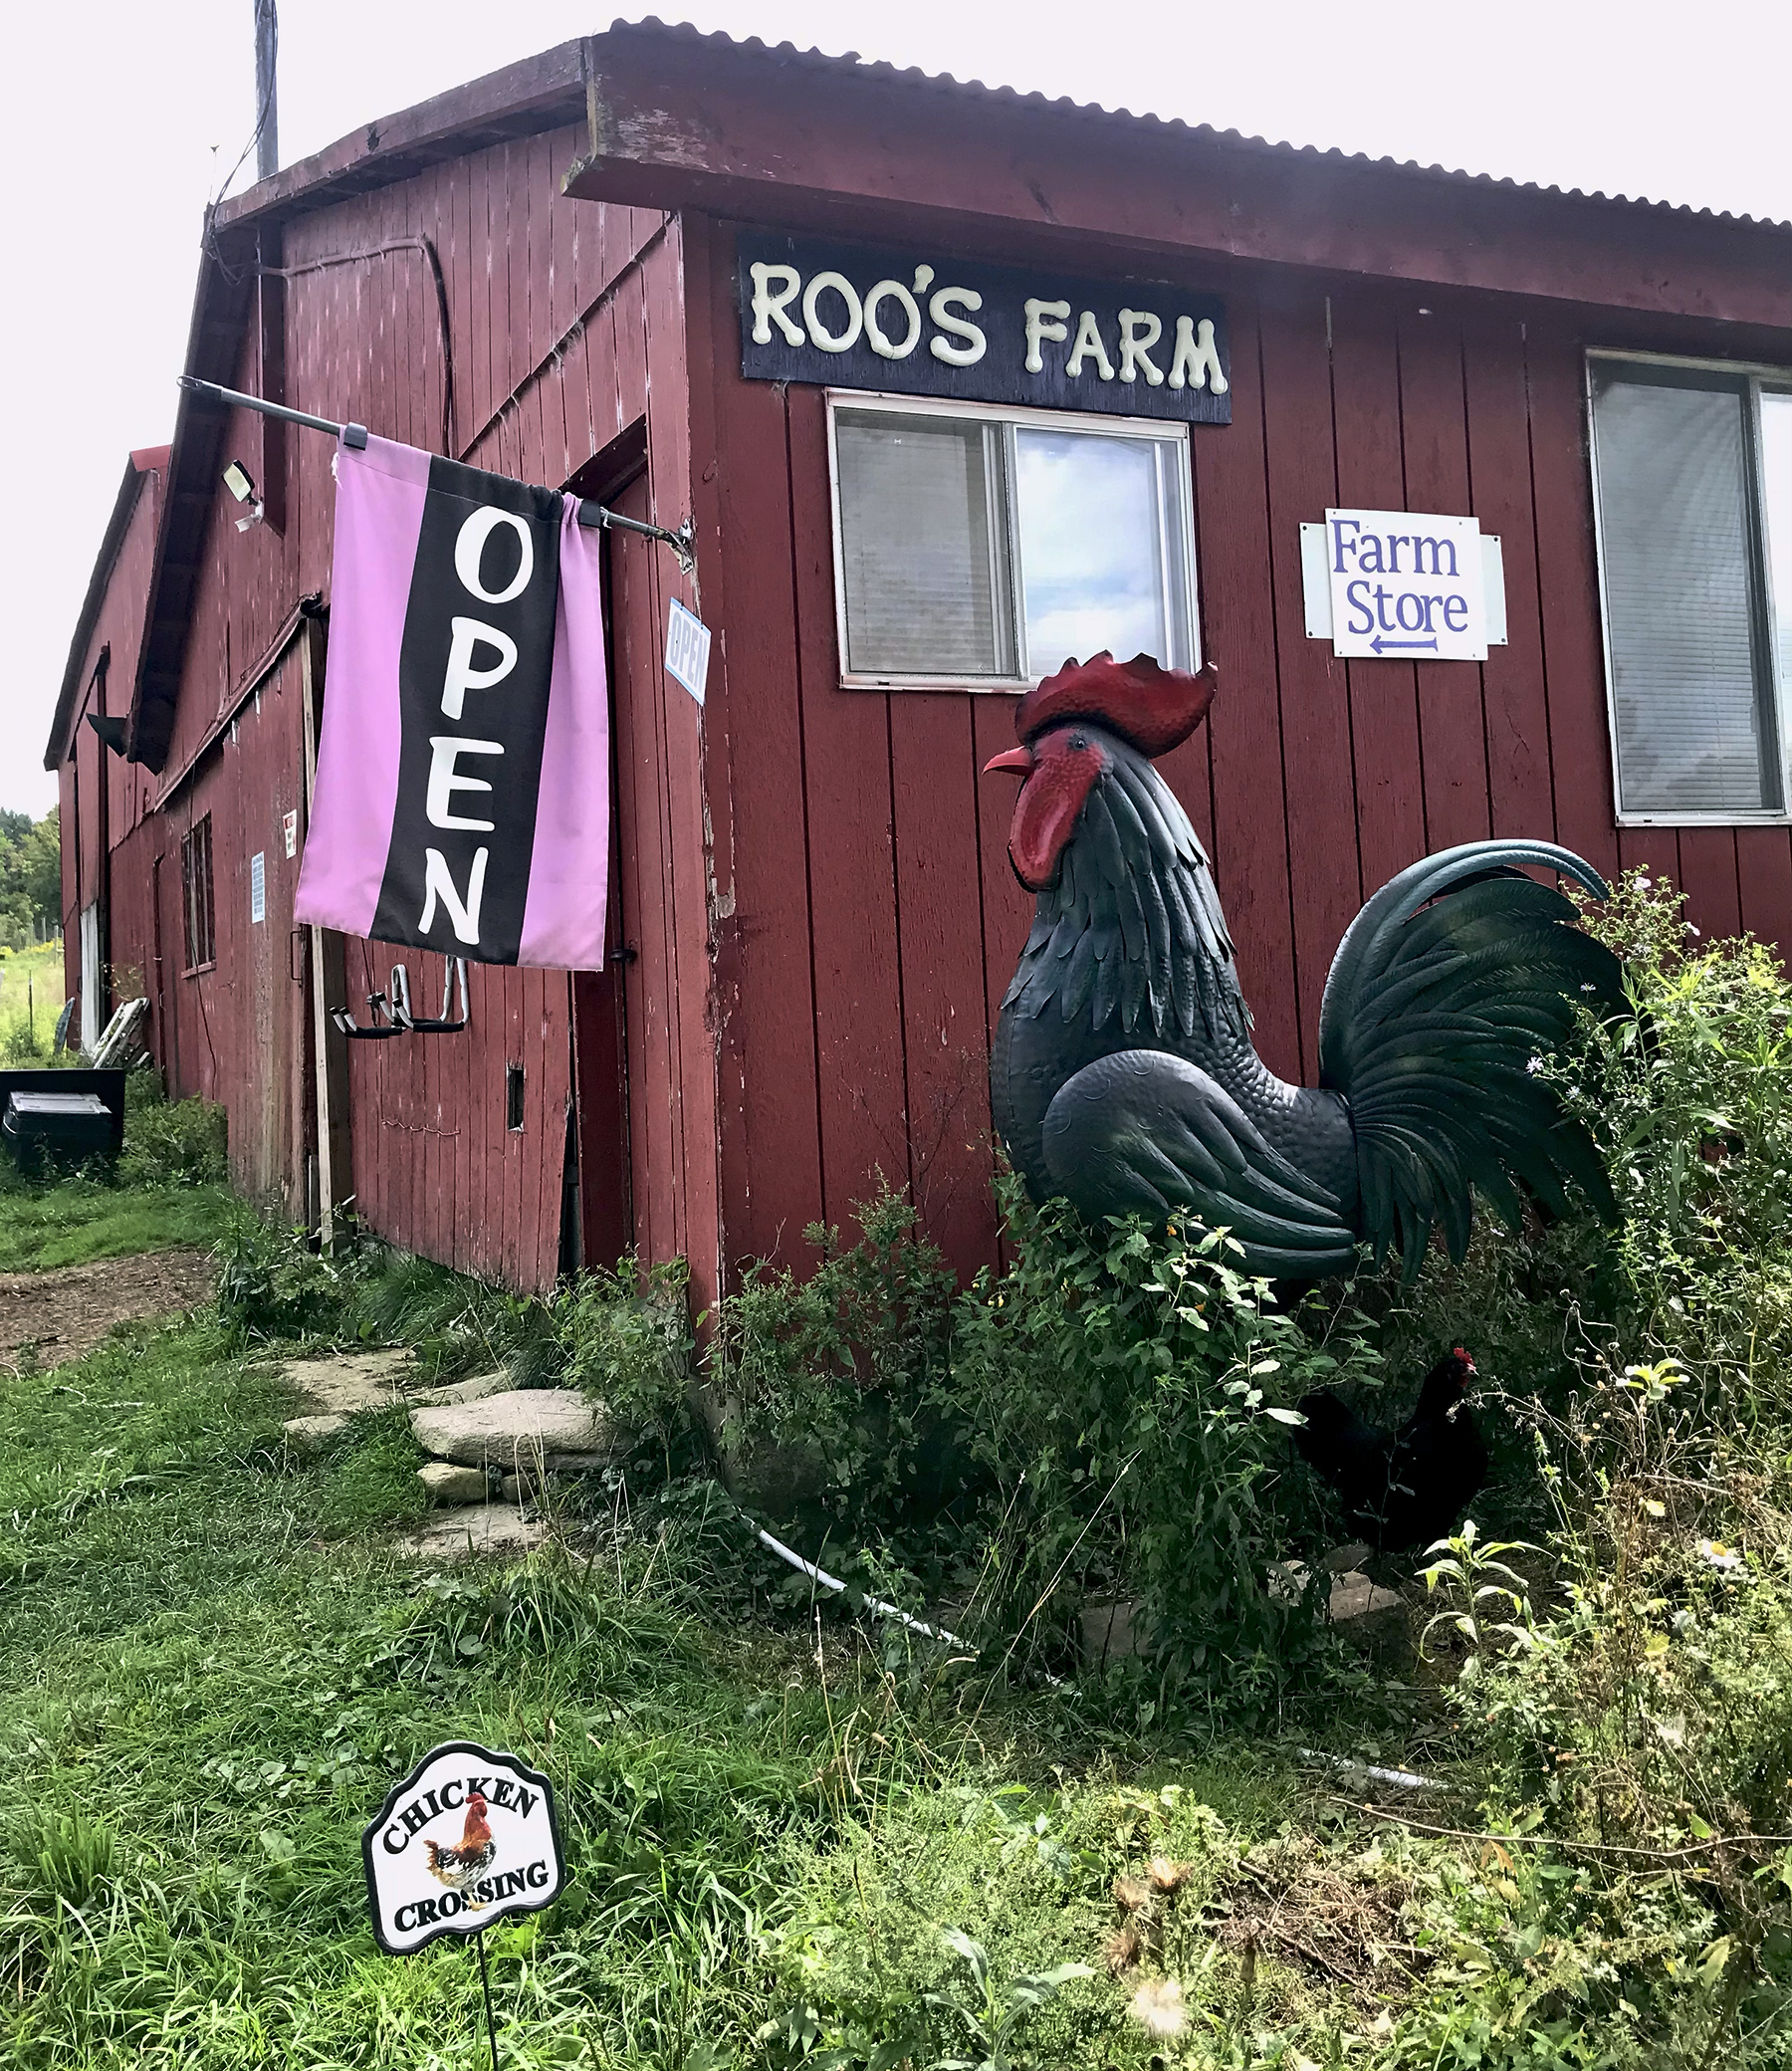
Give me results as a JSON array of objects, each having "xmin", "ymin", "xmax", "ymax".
[{"xmin": 254, "ymin": 0, "xmax": 279, "ymax": 182}]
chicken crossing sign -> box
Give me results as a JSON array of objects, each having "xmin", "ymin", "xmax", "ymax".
[{"xmin": 363, "ymin": 1741, "xmax": 564, "ymax": 1955}]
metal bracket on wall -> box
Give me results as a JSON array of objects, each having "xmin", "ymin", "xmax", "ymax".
[
  {"xmin": 331, "ymin": 990, "xmax": 407, "ymax": 1040},
  {"xmin": 389, "ymin": 958, "xmax": 470, "ymax": 1035},
  {"xmin": 177, "ymin": 375, "xmax": 696, "ymax": 571}
]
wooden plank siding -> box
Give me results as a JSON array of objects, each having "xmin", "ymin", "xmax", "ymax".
[
  {"xmin": 107, "ymin": 121, "xmax": 688, "ymax": 1295},
  {"xmin": 689, "ymin": 224, "xmax": 1792, "ymax": 1290},
  {"xmin": 71, "ymin": 68, "xmax": 1792, "ymax": 1309}
]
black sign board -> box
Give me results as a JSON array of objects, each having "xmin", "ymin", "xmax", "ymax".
[{"xmin": 738, "ymin": 233, "xmax": 1231, "ymax": 426}]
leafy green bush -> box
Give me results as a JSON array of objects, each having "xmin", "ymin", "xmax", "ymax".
[
  {"xmin": 947, "ymin": 1188, "xmax": 1382, "ymax": 1699},
  {"xmin": 212, "ymin": 1213, "xmax": 375, "ymax": 1347},
  {"xmin": 708, "ymin": 1180, "xmax": 1383, "ymax": 1701},
  {"xmin": 713, "ymin": 1187, "xmax": 960, "ymax": 1531},
  {"xmin": 116, "ymin": 1086, "xmax": 227, "ymax": 1187},
  {"xmin": 555, "ymin": 1254, "xmax": 696, "ymax": 1446}
]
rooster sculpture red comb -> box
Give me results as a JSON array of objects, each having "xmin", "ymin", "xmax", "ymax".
[{"xmin": 1013, "ymin": 651, "xmax": 1216, "ymax": 758}]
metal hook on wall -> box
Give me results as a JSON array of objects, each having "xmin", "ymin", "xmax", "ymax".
[
  {"xmin": 389, "ymin": 958, "xmax": 470, "ymax": 1035},
  {"xmin": 332, "ymin": 987, "xmax": 407, "ymax": 1040}
]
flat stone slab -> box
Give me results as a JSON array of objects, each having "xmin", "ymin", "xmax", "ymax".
[
  {"xmin": 1328, "ymin": 1571, "xmax": 1404, "ymax": 1624},
  {"xmin": 409, "ymin": 1389, "xmax": 613, "ymax": 1472},
  {"xmin": 283, "ymin": 1412, "xmax": 349, "ymax": 1452},
  {"xmin": 399, "ymin": 1503, "xmax": 548, "ymax": 1560},
  {"xmin": 282, "ymin": 1348, "xmax": 415, "ymax": 1415},
  {"xmin": 405, "ymin": 1370, "xmax": 509, "ymax": 1409},
  {"xmin": 418, "ymin": 1462, "xmax": 490, "ymax": 1505}
]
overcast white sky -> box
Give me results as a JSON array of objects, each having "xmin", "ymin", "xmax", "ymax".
[{"xmin": 3, "ymin": 0, "xmax": 1788, "ymax": 816}]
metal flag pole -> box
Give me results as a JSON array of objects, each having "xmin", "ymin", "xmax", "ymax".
[{"xmin": 175, "ymin": 374, "xmax": 697, "ymax": 571}]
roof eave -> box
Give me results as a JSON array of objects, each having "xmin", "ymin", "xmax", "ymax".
[
  {"xmin": 45, "ymin": 456, "xmax": 160, "ymax": 771},
  {"xmin": 563, "ymin": 20, "xmax": 1792, "ymax": 330}
]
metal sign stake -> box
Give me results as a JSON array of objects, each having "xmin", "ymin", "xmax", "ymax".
[{"xmin": 474, "ymin": 1929, "xmax": 501, "ymax": 2071}]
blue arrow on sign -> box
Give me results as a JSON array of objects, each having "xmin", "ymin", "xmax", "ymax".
[{"xmin": 1370, "ymin": 634, "xmax": 1439, "ymax": 653}]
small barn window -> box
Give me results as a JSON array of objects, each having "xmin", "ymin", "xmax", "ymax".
[
  {"xmin": 826, "ymin": 393, "xmax": 1199, "ymax": 688},
  {"xmin": 181, "ymin": 814, "xmax": 215, "ymax": 972},
  {"xmin": 1588, "ymin": 353, "xmax": 1792, "ymax": 821},
  {"xmin": 506, "ymin": 1062, "xmax": 526, "ymax": 1132}
]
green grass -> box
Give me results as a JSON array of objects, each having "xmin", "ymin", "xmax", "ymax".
[
  {"xmin": 0, "ymin": 1178, "xmax": 231, "ymax": 1272},
  {"xmin": 0, "ymin": 1301, "xmax": 1763, "ymax": 2070},
  {"xmin": 0, "ymin": 937, "xmax": 66, "ymax": 1062}
]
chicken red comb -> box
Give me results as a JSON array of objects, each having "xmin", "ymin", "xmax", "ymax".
[{"xmin": 1014, "ymin": 652, "xmax": 1216, "ymax": 759}]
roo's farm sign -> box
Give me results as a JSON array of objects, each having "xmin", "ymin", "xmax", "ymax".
[{"xmin": 738, "ymin": 233, "xmax": 1231, "ymax": 424}]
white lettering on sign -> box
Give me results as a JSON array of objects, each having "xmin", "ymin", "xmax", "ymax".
[
  {"xmin": 665, "ymin": 598, "xmax": 712, "ymax": 707},
  {"xmin": 740, "ymin": 237, "xmax": 1230, "ymax": 425},
  {"xmin": 1323, "ymin": 509, "xmax": 1488, "ymax": 661}
]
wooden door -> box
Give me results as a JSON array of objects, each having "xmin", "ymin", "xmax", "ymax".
[
  {"xmin": 150, "ymin": 852, "xmax": 178, "ymax": 1091},
  {"xmin": 570, "ymin": 489, "xmax": 634, "ymax": 1271}
]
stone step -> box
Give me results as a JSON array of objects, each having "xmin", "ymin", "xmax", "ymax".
[
  {"xmin": 418, "ymin": 1461, "xmax": 490, "ymax": 1506},
  {"xmin": 399, "ymin": 1502, "xmax": 548, "ymax": 1561},
  {"xmin": 403, "ymin": 1369, "xmax": 510, "ymax": 1409},
  {"xmin": 283, "ymin": 1413, "xmax": 350, "ymax": 1453},
  {"xmin": 409, "ymin": 1388, "xmax": 613, "ymax": 1472}
]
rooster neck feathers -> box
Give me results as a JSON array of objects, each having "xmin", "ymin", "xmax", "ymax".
[{"xmin": 1002, "ymin": 730, "xmax": 1250, "ymax": 1047}]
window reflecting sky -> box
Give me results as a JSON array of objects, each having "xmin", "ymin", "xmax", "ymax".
[
  {"xmin": 1015, "ymin": 430, "xmax": 1168, "ymax": 672},
  {"xmin": 1764, "ymin": 392, "xmax": 1792, "ymax": 703}
]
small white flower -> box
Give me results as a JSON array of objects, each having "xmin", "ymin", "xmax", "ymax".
[
  {"xmin": 1697, "ymin": 1539, "xmax": 1742, "ymax": 1571},
  {"xmin": 1636, "ymin": 876, "xmax": 1653, "ymax": 890},
  {"xmin": 1526, "ymin": 1056, "xmax": 1544, "ymax": 1074},
  {"xmin": 1128, "ymin": 1975, "xmax": 1189, "ymax": 2039},
  {"xmin": 1580, "ymin": 982, "xmax": 1597, "ymax": 993}
]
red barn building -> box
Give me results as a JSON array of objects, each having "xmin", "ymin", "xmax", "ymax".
[{"xmin": 51, "ymin": 22, "xmax": 1792, "ymax": 1311}]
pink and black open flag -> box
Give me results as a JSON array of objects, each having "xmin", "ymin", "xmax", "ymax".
[{"xmin": 295, "ymin": 433, "xmax": 610, "ymax": 970}]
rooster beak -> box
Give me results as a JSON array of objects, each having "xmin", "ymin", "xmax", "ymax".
[{"xmin": 982, "ymin": 747, "xmax": 1034, "ymax": 778}]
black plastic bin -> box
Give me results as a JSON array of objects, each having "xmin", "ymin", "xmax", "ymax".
[{"xmin": 0, "ymin": 1069, "xmax": 125, "ymax": 1173}]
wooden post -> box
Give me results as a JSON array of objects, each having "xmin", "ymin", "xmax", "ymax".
[{"xmin": 300, "ymin": 616, "xmax": 353, "ymax": 1244}]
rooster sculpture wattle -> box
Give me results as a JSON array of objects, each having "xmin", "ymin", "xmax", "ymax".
[{"xmin": 985, "ymin": 653, "xmax": 1624, "ymax": 1278}]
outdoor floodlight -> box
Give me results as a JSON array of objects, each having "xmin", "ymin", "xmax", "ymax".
[{"xmin": 223, "ymin": 459, "xmax": 258, "ymax": 503}]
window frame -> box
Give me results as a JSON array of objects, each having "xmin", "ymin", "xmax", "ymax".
[
  {"xmin": 1586, "ymin": 347, "xmax": 1792, "ymax": 827},
  {"xmin": 181, "ymin": 812, "xmax": 216, "ymax": 975},
  {"xmin": 824, "ymin": 388, "xmax": 1201, "ymax": 692}
]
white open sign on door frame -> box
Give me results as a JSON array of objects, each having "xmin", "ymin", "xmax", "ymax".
[{"xmin": 665, "ymin": 597, "xmax": 712, "ymax": 706}]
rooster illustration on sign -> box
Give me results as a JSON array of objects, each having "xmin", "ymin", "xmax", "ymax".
[
  {"xmin": 424, "ymin": 1790, "xmax": 497, "ymax": 1895},
  {"xmin": 984, "ymin": 654, "xmax": 1622, "ymax": 1278}
]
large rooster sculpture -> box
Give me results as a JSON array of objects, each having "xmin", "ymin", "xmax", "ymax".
[{"xmin": 985, "ymin": 654, "xmax": 1624, "ymax": 1279}]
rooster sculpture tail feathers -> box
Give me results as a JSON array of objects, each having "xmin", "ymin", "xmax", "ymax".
[{"xmin": 1317, "ymin": 840, "xmax": 1626, "ymax": 1274}]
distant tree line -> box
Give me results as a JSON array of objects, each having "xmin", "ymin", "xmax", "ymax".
[{"xmin": 0, "ymin": 809, "xmax": 62, "ymax": 947}]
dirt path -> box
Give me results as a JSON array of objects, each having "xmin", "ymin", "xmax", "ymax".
[{"xmin": 0, "ymin": 1248, "xmax": 214, "ymax": 1373}]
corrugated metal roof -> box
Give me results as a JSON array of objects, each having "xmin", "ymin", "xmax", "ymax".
[{"xmin": 610, "ymin": 15, "xmax": 1791, "ymax": 236}]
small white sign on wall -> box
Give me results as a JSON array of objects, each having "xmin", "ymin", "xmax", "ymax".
[
  {"xmin": 664, "ymin": 597, "xmax": 712, "ymax": 706},
  {"xmin": 1301, "ymin": 510, "xmax": 1502, "ymax": 661},
  {"xmin": 282, "ymin": 809, "xmax": 299, "ymax": 860},
  {"xmin": 250, "ymin": 851, "xmax": 266, "ymax": 924}
]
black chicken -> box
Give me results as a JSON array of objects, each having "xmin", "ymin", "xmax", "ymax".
[
  {"xmin": 983, "ymin": 653, "xmax": 1625, "ymax": 1278},
  {"xmin": 1294, "ymin": 1349, "xmax": 1486, "ymax": 1551}
]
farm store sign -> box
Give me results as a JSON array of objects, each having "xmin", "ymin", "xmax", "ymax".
[{"xmin": 738, "ymin": 233, "xmax": 1231, "ymax": 425}]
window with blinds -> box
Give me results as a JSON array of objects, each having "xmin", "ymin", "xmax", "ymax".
[
  {"xmin": 1589, "ymin": 356, "xmax": 1792, "ymax": 820},
  {"xmin": 828, "ymin": 396, "xmax": 1198, "ymax": 687},
  {"xmin": 181, "ymin": 813, "xmax": 215, "ymax": 972}
]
